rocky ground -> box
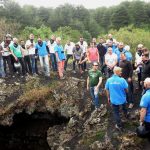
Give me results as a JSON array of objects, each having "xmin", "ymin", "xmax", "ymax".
[{"xmin": 0, "ymin": 69, "xmax": 149, "ymax": 150}]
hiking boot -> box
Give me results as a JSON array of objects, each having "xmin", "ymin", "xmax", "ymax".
[{"xmin": 115, "ymin": 124, "xmax": 123, "ymax": 131}]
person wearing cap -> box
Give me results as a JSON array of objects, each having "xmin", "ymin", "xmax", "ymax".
[
  {"xmin": 54, "ymin": 37, "xmax": 66, "ymax": 79},
  {"xmin": 72, "ymin": 43, "xmax": 84, "ymax": 74},
  {"xmin": 87, "ymin": 62, "xmax": 103, "ymax": 111},
  {"xmin": 1, "ymin": 34, "xmax": 14, "ymax": 76},
  {"xmin": 139, "ymin": 78, "xmax": 150, "ymax": 133},
  {"xmin": 105, "ymin": 66, "xmax": 128, "ymax": 130}
]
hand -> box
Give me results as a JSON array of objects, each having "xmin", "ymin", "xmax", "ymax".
[
  {"xmin": 140, "ymin": 121, "xmax": 143, "ymax": 126},
  {"xmin": 87, "ymin": 86, "xmax": 89, "ymax": 91},
  {"xmin": 128, "ymin": 77, "xmax": 132, "ymax": 82},
  {"xmin": 108, "ymin": 98, "xmax": 110, "ymax": 104},
  {"xmin": 15, "ymin": 57, "xmax": 18, "ymax": 61},
  {"xmin": 35, "ymin": 56, "xmax": 38, "ymax": 59}
]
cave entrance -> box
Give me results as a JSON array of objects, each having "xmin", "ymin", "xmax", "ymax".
[{"xmin": 0, "ymin": 112, "xmax": 69, "ymax": 150}]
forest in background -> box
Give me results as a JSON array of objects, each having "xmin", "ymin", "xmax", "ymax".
[{"xmin": 0, "ymin": 0, "xmax": 150, "ymax": 53}]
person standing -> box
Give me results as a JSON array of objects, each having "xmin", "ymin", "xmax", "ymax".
[
  {"xmin": 35, "ymin": 37, "xmax": 50, "ymax": 77},
  {"xmin": 119, "ymin": 53, "xmax": 134, "ymax": 109},
  {"xmin": 97, "ymin": 38, "xmax": 107, "ymax": 66},
  {"xmin": 54, "ymin": 37, "xmax": 66, "ymax": 79},
  {"xmin": 78, "ymin": 37, "xmax": 88, "ymax": 71},
  {"xmin": 9, "ymin": 38, "xmax": 26, "ymax": 77},
  {"xmin": 139, "ymin": 78, "xmax": 150, "ymax": 136},
  {"xmin": 64, "ymin": 40, "xmax": 75, "ymax": 71},
  {"xmin": 47, "ymin": 35, "xmax": 57, "ymax": 71},
  {"xmin": 1, "ymin": 34, "xmax": 14, "ymax": 76},
  {"xmin": 105, "ymin": 66, "xmax": 128, "ymax": 130},
  {"xmin": 20, "ymin": 40, "xmax": 32, "ymax": 75},
  {"xmin": 87, "ymin": 62, "xmax": 103, "ymax": 111},
  {"xmin": 104, "ymin": 47, "xmax": 118, "ymax": 78},
  {"xmin": 25, "ymin": 34, "xmax": 38, "ymax": 75}
]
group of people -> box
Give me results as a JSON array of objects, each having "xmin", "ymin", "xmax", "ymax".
[{"xmin": 0, "ymin": 33, "xmax": 150, "ymax": 134}]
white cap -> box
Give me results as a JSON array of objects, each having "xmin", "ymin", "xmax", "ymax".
[
  {"xmin": 124, "ymin": 45, "xmax": 130, "ymax": 51},
  {"xmin": 137, "ymin": 44, "xmax": 143, "ymax": 48},
  {"xmin": 144, "ymin": 78, "xmax": 150, "ymax": 84}
]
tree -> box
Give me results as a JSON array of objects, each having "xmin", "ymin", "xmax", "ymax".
[{"xmin": 111, "ymin": 6, "xmax": 129, "ymax": 30}]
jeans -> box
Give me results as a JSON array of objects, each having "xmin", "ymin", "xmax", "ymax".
[
  {"xmin": 126, "ymin": 80, "xmax": 134, "ymax": 104},
  {"xmin": 17, "ymin": 57, "xmax": 26, "ymax": 75},
  {"xmin": 30, "ymin": 55, "xmax": 38, "ymax": 74},
  {"xmin": 2, "ymin": 55, "xmax": 14, "ymax": 75},
  {"xmin": 73, "ymin": 59, "xmax": 83, "ymax": 71},
  {"xmin": 0, "ymin": 57, "xmax": 5, "ymax": 77},
  {"xmin": 100, "ymin": 56, "xmax": 105, "ymax": 66},
  {"xmin": 112, "ymin": 103, "xmax": 127, "ymax": 127},
  {"xmin": 39, "ymin": 55, "xmax": 50, "ymax": 76},
  {"xmin": 24, "ymin": 55, "xmax": 32, "ymax": 74},
  {"xmin": 50, "ymin": 53, "xmax": 57, "ymax": 71},
  {"xmin": 64, "ymin": 54, "xmax": 72, "ymax": 70},
  {"xmin": 90, "ymin": 86, "xmax": 100, "ymax": 108}
]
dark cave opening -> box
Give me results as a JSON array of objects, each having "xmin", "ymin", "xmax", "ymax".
[{"xmin": 0, "ymin": 111, "xmax": 69, "ymax": 150}]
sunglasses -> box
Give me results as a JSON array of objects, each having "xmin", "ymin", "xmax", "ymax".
[{"xmin": 93, "ymin": 65, "xmax": 98, "ymax": 66}]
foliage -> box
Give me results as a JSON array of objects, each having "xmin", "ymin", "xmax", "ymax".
[{"xmin": 107, "ymin": 25, "xmax": 150, "ymax": 55}]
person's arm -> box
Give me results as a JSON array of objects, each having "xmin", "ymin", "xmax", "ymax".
[
  {"xmin": 10, "ymin": 48, "xmax": 18, "ymax": 61},
  {"xmin": 140, "ymin": 108, "xmax": 147, "ymax": 124},
  {"xmin": 20, "ymin": 47, "xmax": 25, "ymax": 57},
  {"xmin": 55, "ymin": 51, "xmax": 60, "ymax": 62},
  {"xmin": 97, "ymin": 48, "xmax": 100, "ymax": 63},
  {"xmin": 128, "ymin": 62, "xmax": 133, "ymax": 82},
  {"xmin": 105, "ymin": 89, "xmax": 110, "ymax": 104},
  {"xmin": 46, "ymin": 45, "xmax": 50, "ymax": 55},
  {"xmin": 87, "ymin": 76, "xmax": 90, "ymax": 91},
  {"xmin": 96, "ymin": 77, "xmax": 102, "ymax": 88}
]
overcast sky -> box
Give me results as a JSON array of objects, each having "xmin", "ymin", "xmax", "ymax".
[{"xmin": 14, "ymin": 0, "xmax": 150, "ymax": 9}]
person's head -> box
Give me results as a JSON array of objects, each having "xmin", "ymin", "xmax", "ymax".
[
  {"xmin": 29, "ymin": 34, "xmax": 34, "ymax": 40},
  {"xmin": 108, "ymin": 34, "xmax": 112, "ymax": 39},
  {"xmin": 13, "ymin": 38, "xmax": 18, "ymax": 44},
  {"xmin": 75, "ymin": 43, "xmax": 80, "ymax": 49},
  {"xmin": 142, "ymin": 47, "xmax": 149, "ymax": 55},
  {"xmin": 120, "ymin": 53, "xmax": 126, "ymax": 61},
  {"xmin": 80, "ymin": 37, "xmax": 84, "ymax": 42},
  {"xmin": 137, "ymin": 44, "xmax": 143, "ymax": 51},
  {"xmin": 124, "ymin": 45, "xmax": 130, "ymax": 51},
  {"xmin": 92, "ymin": 38, "xmax": 97, "ymax": 43},
  {"xmin": 107, "ymin": 40, "xmax": 113, "ymax": 47},
  {"xmin": 20, "ymin": 40, "xmax": 25, "ymax": 46},
  {"xmin": 67, "ymin": 40, "xmax": 71, "ymax": 45},
  {"xmin": 99, "ymin": 37, "xmax": 104, "ymax": 44},
  {"xmin": 51, "ymin": 35, "xmax": 56, "ymax": 41},
  {"xmin": 118, "ymin": 42, "xmax": 124, "ymax": 50},
  {"xmin": 90, "ymin": 42, "xmax": 95, "ymax": 48},
  {"xmin": 56, "ymin": 37, "xmax": 61, "ymax": 45},
  {"xmin": 142, "ymin": 54, "xmax": 149, "ymax": 63},
  {"xmin": 144, "ymin": 78, "xmax": 150, "ymax": 89},
  {"xmin": 92, "ymin": 62, "xmax": 99, "ymax": 70},
  {"xmin": 37, "ymin": 37, "xmax": 42, "ymax": 44},
  {"xmin": 107, "ymin": 47, "xmax": 113, "ymax": 54},
  {"xmin": 5, "ymin": 34, "xmax": 12, "ymax": 41},
  {"xmin": 113, "ymin": 66, "xmax": 122, "ymax": 76}
]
